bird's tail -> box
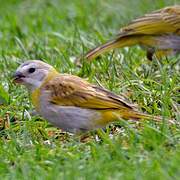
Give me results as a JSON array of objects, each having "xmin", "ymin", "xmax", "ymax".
[
  {"xmin": 115, "ymin": 110, "xmax": 175, "ymax": 125},
  {"xmin": 119, "ymin": 110, "xmax": 162, "ymax": 121},
  {"xmin": 84, "ymin": 36, "xmax": 138, "ymax": 61}
]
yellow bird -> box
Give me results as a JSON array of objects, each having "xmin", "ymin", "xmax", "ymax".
[
  {"xmin": 13, "ymin": 60, "xmax": 163, "ymax": 133},
  {"xmin": 82, "ymin": 5, "xmax": 180, "ymax": 61}
]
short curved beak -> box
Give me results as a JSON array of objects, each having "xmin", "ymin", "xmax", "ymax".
[{"xmin": 12, "ymin": 72, "xmax": 25, "ymax": 83}]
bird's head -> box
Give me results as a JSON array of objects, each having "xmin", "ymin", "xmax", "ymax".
[{"xmin": 13, "ymin": 60, "xmax": 57, "ymax": 91}]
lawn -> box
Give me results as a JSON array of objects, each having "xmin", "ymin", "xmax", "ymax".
[{"xmin": 0, "ymin": 0, "xmax": 180, "ymax": 179}]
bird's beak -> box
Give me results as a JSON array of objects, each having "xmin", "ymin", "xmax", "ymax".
[{"xmin": 12, "ymin": 72, "xmax": 25, "ymax": 83}]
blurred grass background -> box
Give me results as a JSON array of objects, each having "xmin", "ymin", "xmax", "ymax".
[{"xmin": 0, "ymin": 0, "xmax": 179, "ymax": 179}]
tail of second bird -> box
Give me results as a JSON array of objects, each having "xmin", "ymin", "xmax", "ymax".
[{"xmin": 84, "ymin": 36, "xmax": 138, "ymax": 61}]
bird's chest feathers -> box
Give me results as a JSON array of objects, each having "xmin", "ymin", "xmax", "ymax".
[
  {"xmin": 31, "ymin": 88, "xmax": 41, "ymax": 111},
  {"xmin": 30, "ymin": 68, "xmax": 58, "ymax": 111}
]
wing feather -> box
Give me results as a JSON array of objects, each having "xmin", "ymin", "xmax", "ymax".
[
  {"xmin": 120, "ymin": 5, "xmax": 180, "ymax": 36},
  {"xmin": 43, "ymin": 75, "xmax": 134, "ymax": 110}
]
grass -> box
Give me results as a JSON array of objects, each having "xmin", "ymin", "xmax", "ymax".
[{"xmin": 0, "ymin": 0, "xmax": 180, "ymax": 179}]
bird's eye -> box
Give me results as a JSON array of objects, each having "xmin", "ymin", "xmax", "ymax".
[{"xmin": 28, "ymin": 68, "xmax": 36, "ymax": 73}]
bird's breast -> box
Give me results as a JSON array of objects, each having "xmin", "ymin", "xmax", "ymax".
[{"xmin": 31, "ymin": 87, "xmax": 41, "ymax": 111}]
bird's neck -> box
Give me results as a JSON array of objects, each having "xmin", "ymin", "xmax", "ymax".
[
  {"xmin": 41, "ymin": 68, "xmax": 59, "ymax": 87},
  {"xmin": 31, "ymin": 68, "xmax": 59, "ymax": 111}
]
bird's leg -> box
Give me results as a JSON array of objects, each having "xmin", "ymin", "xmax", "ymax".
[{"xmin": 146, "ymin": 48, "xmax": 155, "ymax": 61}]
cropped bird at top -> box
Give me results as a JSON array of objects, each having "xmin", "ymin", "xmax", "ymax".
[
  {"xmin": 14, "ymin": 60, "xmax": 165, "ymax": 133},
  {"xmin": 82, "ymin": 5, "xmax": 180, "ymax": 61}
]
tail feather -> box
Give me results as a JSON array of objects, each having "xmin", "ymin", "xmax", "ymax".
[
  {"xmin": 120, "ymin": 110, "xmax": 162, "ymax": 122},
  {"xmin": 85, "ymin": 36, "xmax": 138, "ymax": 61},
  {"xmin": 117, "ymin": 110, "xmax": 176, "ymax": 125}
]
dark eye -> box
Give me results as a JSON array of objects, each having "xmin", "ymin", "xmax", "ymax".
[{"xmin": 28, "ymin": 68, "xmax": 36, "ymax": 73}]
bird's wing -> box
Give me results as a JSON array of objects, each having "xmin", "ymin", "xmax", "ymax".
[
  {"xmin": 44, "ymin": 74, "xmax": 134, "ymax": 110},
  {"xmin": 120, "ymin": 5, "xmax": 180, "ymax": 36}
]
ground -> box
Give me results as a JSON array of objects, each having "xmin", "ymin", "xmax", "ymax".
[{"xmin": 0, "ymin": 0, "xmax": 179, "ymax": 179}]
